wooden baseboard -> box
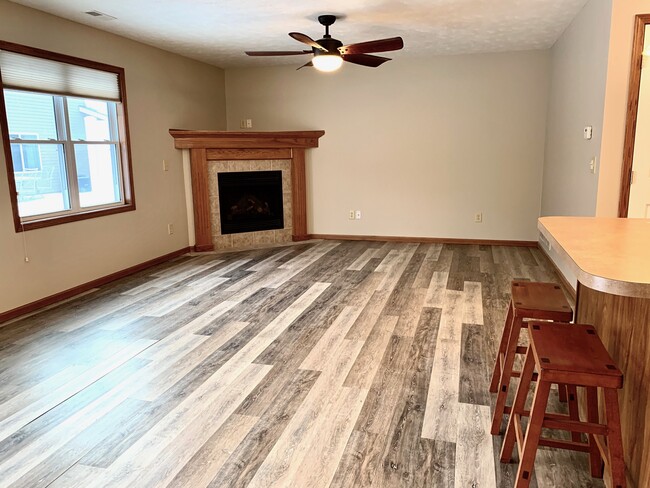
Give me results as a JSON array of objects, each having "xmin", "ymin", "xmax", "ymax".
[
  {"xmin": 308, "ymin": 234, "xmax": 538, "ymax": 247},
  {"xmin": 0, "ymin": 246, "xmax": 191, "ymax": 324},
  {"xmin": 537, "ymin": 243, "xmax": 577, "ymax": 301}
]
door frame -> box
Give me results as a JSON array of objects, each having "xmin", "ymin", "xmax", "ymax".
[{"xmin": 619, "ymin": 14, "xmax": 650, "ymax": 217}]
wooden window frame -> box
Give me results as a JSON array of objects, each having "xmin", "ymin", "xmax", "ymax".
[{"xmin": 0, "ymin": 40, "xmax": 136, "ymax": 232}]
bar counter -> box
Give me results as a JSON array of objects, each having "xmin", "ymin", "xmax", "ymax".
[{"xmin": 538, "ymin": 216, "xmax": 650, "ymax": 488}]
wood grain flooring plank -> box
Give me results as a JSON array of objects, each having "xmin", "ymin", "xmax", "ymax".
[
  {"xmin": 9, "ymin": 397, "xmax": 148, "ymax": 488},
  {"xmin": 48, "ymin": 464, "xmax": 106, "ymax": 488},
  {"xmin": 412, "ymin": 243, "xmax": 442, "ymax": 289},
  {"xmin": 0, "ymin": 357, "xmax": 149, "ymax": 466},
  {"xmin": 0, "ymin": 371, "xmax": 155, "ymax": 486},
  {"xmin": 463, "ymin": 281, "xmax": 484, "ymax": 325},
  {"xmin": 344, "ymin": 315, "xmax": 399, "ymax": 389},
  {"xmin": 347, "ymin": 248, "xmax": 381, "ymax": 271},
  {"xmin": 245, "ymin": 339, "xmax": 364, "ymax": 488},
  {"xmin": 300, "ymin": 305, "xmax": 362, "ymax": 372},
  {"xmin": 345, "ymin": 289, "xmax": 391, "ymax": 341},
  {"xmin": 234, "ymin": 295, "xmax": 348, "ymax": 417},
  {"xmin": 421, "ymin": 335, "xmax": 460, "ymax": 443},
  {"xmin": 421, "ymin": 289, "xmax": 464, "ymax": 442},
  {"xmin": 86, "ymin": 363, "xmax": 272, "ymax": 488},
  {"xmin": 0, "ymin": 338, "xmax": 156, "ymax": 444},
  {"xmin": 458, "ymin": 323, "xmax": 491, "ymax": 407},
  {"xmin": 164, "ymin": 413, "xmax": 259, "ymax": 488},
  {"xmin": 392, "ymin": 288, "xmax": 426, "ymax": 337},
  {"xmin": 246, "ymin": 248, "xmax": 294, "ymax": 272},
  {"xmin": 196, "ymin": 287, "xmax": 300, "ymax": 337},
  {"xmin": 75, "ymin": 350, "xmax": 232, "ymax": 469},
  {"xmin": 382, "ymin": 249, "xmax": 426, "ymax": 316},
  {"xmin": 277, "ymin": 241, "xmax": 341, "ymax": 271},
  {"xmin": 424, "ymin": 271, "xmax": 449, "ymax": 309},
  {"xmin": 289, "ymin": 242, "xmax": 371, "ymax": 287},
  {"xmin": 134, "ymin": 321, "xmax": 250, "ymax": 402},
  {"xmin": 208, "ymin": 369, "xmax": 320, "ymax": 488},
  {"xmin": 454, "ymin": 403, "xmax": 496, "ymax": 488},
  {"xmin": 291, "ymin": 386, "xmax": 367, "ymax": 488},
  {"xmin": 329, "ymin": 430, "xmax": 386, "ymax": 488},
  {"xmin": 377, "ymin": 245, "xmax": 419, "ymax": 292},
  {"xmin": 354, "ymin": 335, "xmax": 414, "ymax": 436},
  {"xmin": 371, "ymin": 307, "xmax": 440, "ymax": 488},
  {"xmin": 343, "ymin": 271, "xmax": 386, "ymax": 308}
]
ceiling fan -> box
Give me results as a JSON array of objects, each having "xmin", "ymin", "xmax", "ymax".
[{"xmin": 245, "ymin": 15, "xmax": 404, "ymax": 72}]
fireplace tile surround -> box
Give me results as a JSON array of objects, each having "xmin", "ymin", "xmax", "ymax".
[
  {"xmin": 208, "ymin": 159, "xmax": 292, "ymax": 250},
  {"xmin": 169, "ymin": 130, "xmax": 325, "ymax": 252}
]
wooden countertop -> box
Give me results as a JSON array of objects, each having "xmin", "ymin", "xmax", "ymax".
[{"xmin": 538, "ymin": 216, "xmax": 650, "ymax": 298}]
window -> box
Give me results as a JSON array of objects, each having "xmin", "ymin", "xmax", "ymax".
[
  {"xmin": 0, "ymin": 41, "xmax": 135, "ymax": 231},
  {"xmin": 10, "ymin": 133, "xmax": 42, "ymax": 172}
]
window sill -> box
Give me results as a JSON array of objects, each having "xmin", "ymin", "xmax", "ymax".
[{"xmin": 15, "ymin": 202, "xmax": 136, "ymax": 232}]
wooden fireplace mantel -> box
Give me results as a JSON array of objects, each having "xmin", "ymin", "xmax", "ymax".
[{"xmin": 169, "ymin": 129, "xmax": 325, "ymax": 251}]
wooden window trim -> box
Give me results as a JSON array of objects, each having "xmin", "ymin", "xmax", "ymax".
[{"xmin": 0, "ymin": 40, "xmax": 136, "ymax": 232}]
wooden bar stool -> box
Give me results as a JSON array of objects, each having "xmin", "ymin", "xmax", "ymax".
[
  {"xmin": 500, "ymin": 322, "xmax": 626, "ymax": 488},
  {"xmin": 489, "ymin": 281, "xmax": 573, "ymax": 435}
]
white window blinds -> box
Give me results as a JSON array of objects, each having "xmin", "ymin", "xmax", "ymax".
[{"xmin": 0, "ymin": 50, "xmax": 121, "ymax": 101}]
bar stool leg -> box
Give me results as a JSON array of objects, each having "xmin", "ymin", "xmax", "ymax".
[
  {"xmin": 515, "ymin": 380, "xmax": 552, "ymax": 488},
  {"xmin": 491, "ymin": 314, "xmax": 523, "ymax": 435},
  {"xmin": 604, "ymin": 389, "xmax": 627, "ymax": 488},
  {"xmin": 566, "ymin": 384, "xmax": 581, "ymax": 443},
  {"xmin": 490, "ymin": 301, "xmax": 514, "ymax": 393},
  {"xmin": 587, "ymin": 386, "xmax": 604, "ymax": 478},
  {"xmin": 500, "ymin": 348, "xmax": 536, "ymax": 463}
]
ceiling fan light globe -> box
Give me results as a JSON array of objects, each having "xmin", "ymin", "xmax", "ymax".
[{"xmin": 312, "ymin": 54, "xmax": 343, "ymax": 72}]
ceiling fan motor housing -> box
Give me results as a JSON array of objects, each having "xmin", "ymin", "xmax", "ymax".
[{"xmin": 313, "ymin": 37, "xmax": 343, "ymax": 56}]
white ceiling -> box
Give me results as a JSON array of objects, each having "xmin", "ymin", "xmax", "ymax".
[{"xmin": 10, "ymin": 0, "xmax": 589, "ymax": 68}]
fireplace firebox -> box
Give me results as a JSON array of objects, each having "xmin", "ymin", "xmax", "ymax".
[{"xmin": 217, "ymin": 171, "xmax": 284, "ymax": 235}]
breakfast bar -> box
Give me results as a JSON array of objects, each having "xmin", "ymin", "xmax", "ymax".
[{"xmin": 538, "ymin": 216, "xmax": 650, "ymax": 488}]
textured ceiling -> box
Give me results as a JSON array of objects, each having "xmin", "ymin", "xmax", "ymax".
[{"xmin": 9, "ymin": 0, "xmax": 589, "ymax": 68}]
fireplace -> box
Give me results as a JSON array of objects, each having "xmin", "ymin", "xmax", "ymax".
[
  {"xmin": 217, "ymin": 171, "xmax": 284, "ymax": 234},
  {"xmin": 169, "ymin": 130, "xmax": 325, "ymax": 251}
]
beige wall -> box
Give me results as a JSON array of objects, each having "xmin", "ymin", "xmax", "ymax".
[
  {"xmin": 597, "ymin": 0, "xmax": 649, "ymax": 216},
  {"xmin": 541, "ymin": 0, "xmax": 612, "ymax": 218},
  {"xmin": 0, "ymin": 1, "xmax": 226, "ymax": 314},
  {"xmin": 226, "ymin": 51, "xmax": 550, "ymax": 241}
]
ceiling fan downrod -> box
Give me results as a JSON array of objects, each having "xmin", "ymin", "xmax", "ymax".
[{"xmin": 318, "ymin": 14, "xmax": 337, "ymax": 39}]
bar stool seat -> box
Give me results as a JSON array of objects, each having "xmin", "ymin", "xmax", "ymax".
[
  {"xmin": 500, "ymin": 322, "xmax": 626, "ymax": 488},
  {"xmin": 490, "ymin": 281, "xmax": 573, "ymax": 435}
]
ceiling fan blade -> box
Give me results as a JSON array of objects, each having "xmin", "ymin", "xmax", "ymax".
[
  {"xmin": 289, "ymin": 32, "xmax": 328, "ymax": 52},
  {"xmin": 245, "ymin": 50, "xmax": 312, "ymax": 56},
  {"xmin": 296, "ymin": 61, "xmax": 313, "ymax": 70},
  {"xmin": 342, "ymin": 53, "xmax": 391, "ymax": 68},
  {"xmin": 339, "ymin": 37, "xmax": 404, "ymax": 55}
]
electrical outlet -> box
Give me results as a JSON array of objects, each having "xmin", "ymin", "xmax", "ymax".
[
  {"xmin": 163, "ymin": 159, "xmax": 169, "ymax": 172},
  {"xmin": 245, "ymin": 119, "xmax": 253, "ymax": 129},
  {"xmin": 589, "ymin": 157, "xmax": 597, "ymax": 174},
  {"xmin": 355, "ymin": 210, "xmax": 362, "ymax": 220},
  {"xmin": 167, "ymin": 223, "xmax": 174, "ymax": 235},
  {"xmin": 474, "ymin": 212, "xmax": 483, "ymax": 223},
  {"xmin": 349, "ymin": 210, "xmax": 355, "ymax": 220}
]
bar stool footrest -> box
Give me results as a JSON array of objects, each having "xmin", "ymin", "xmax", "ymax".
[{"xmin": 538, "ymin": 437, "xmax": 591, "ymax": 453}]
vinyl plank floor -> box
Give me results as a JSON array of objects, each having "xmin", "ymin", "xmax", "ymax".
[{"xmin": 0, "ymin": 240, "xmax": 602, "ymax": 488}]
